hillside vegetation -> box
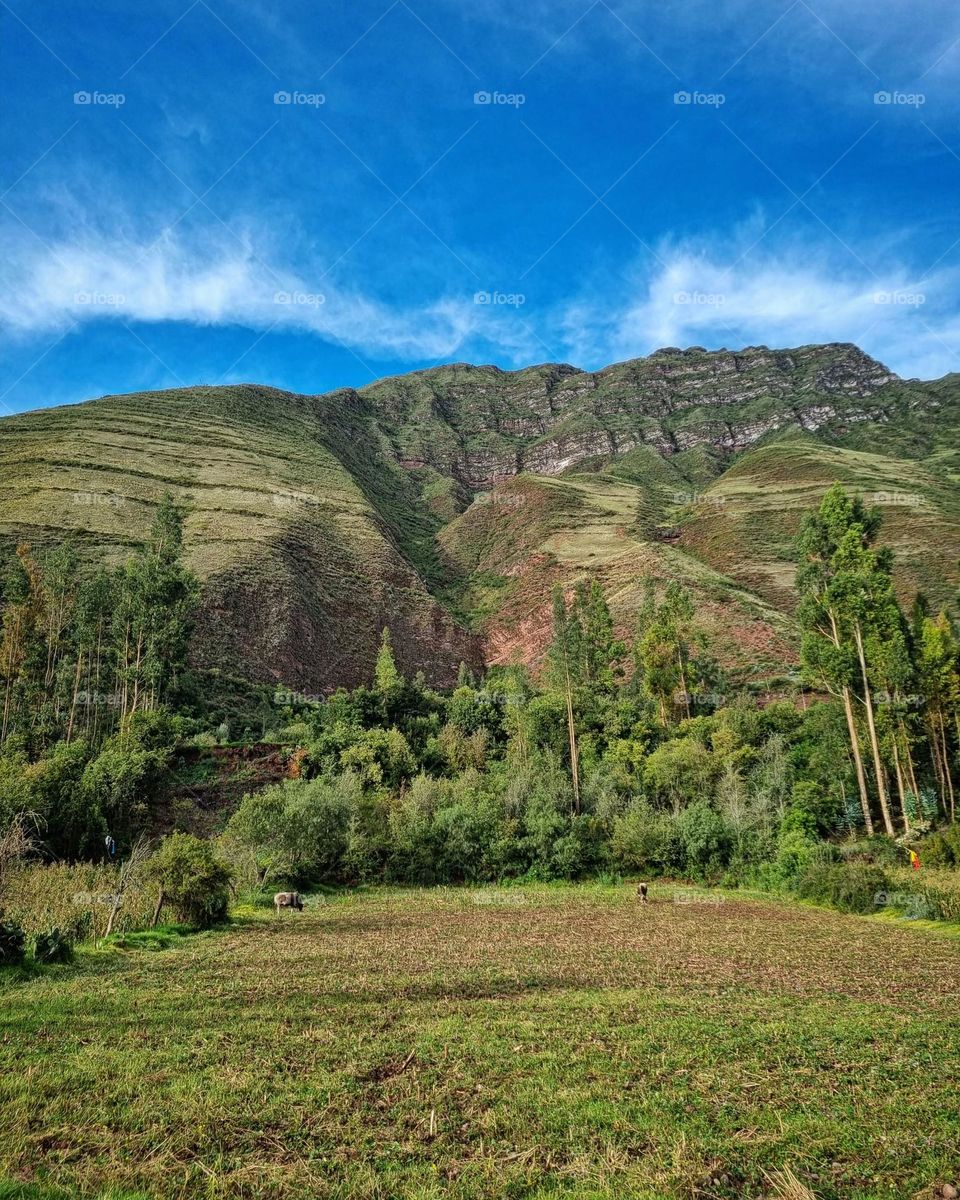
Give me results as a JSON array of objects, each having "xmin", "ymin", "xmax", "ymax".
[{"xmin": 1, "ymin": 343, "xmax": 958, "ymax": 690}]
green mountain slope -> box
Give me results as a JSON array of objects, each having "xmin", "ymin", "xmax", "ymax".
[{"xmin": 0, "ymin": 342, "xmax": 957, "ymax": 690}]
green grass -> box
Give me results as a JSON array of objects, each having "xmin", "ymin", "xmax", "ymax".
[{"xmin": 2, "ymin": 884, "xmax": 958, "ymax": 1200}]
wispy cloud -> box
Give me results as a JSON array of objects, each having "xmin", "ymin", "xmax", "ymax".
[
  {"xmin": 0, "ymin": 224, "xmax": 535, "ymax": 363},
  {"xmin": 1, "ymin": 217, "xmax": 957, "ymax": 382},
  {"xmin": 556, "ymin": 232, "xmax": 960, "ymax": 379}
]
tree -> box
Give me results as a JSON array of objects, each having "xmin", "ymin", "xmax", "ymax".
[
  {"xmin": 916, "ymin": 612, "xmax": 959, "ymax": 821},
  {"xmin": 374, "ymin": 627, "xmax": 403, "ymax": 696},
  {"xmin": 796, "ymin": 485, "xmax": 881, "ymax": 833},
  {"xmin": 635, "ymin": 581, "xmax": 698, "ymax": 725},
  {"xmin": 115, "ymin": 497, "xmax": 198, "ymax": 721},
  {"xmin": 149, "ymin": 833, "xmax": 231, "ymax": 928},
  {"xmin": 547, "ymin": 586, "xmax": 582, "ymax": 811}
]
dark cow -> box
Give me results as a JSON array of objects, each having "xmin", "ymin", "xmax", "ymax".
[{"xmin": 274, "ymin": 891, "xmax": 305, "ymax": 916}]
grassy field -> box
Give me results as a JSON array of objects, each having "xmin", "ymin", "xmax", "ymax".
[{"xmin": 2, "ymin": 884, "xmax": 959, "ymax": 1200}]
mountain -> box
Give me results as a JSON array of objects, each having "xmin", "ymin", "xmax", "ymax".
[{"xmin": 1, "ymin": 342, "xmax": 958, "ymax": 691}]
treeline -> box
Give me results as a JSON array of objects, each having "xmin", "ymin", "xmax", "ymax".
[
  {"xmin": 0, "ymin": 499, "xmax": 198, "ymax": 856},
  {"xmin": 797, "ymin": 484, "xmax": 959, "ymax": 835},
  {"xmin": 0, "ymin": 484, "xmax": 958, "ymax": 885},
  {"xmin": 222, "ymin": 486, "xmax": 960, "ymax": 891},
  {"xmin": 0, "ymin": 497, "xmax": 197, "ymax": 751}
]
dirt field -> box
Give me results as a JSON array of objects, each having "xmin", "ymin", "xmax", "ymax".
[{"xmin": 2, "ymin": 884, "xmax": 959, "ymax": 1200}]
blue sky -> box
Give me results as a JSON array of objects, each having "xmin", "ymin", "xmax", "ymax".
[{"xmin": 1, "ymin": 0, "xmax": 958, "ymax": 414}]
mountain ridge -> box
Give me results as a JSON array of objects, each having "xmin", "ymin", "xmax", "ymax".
[{"xmin": 1, "ymin": 342, "xmax": 957, "ymax": 692}]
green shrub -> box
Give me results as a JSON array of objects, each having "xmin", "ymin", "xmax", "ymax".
[
  {"xmin": 675, "ymin": 800, "xmax": 731, "ymax": 878},
  {"xmin": 795, "ymin": 862, "xmax": 891, "ymax": 914},
  {"xmin": 923, "ymin": 823, "xmax": 960, "ymax": 868},
  {"xmin": 885, "ymin": 868, "xmax": 960, "ymax": 922},
  {"xmin": 920, "ymin": 832, "xmax": 955, "ymax": 868},
  {"xmin": 610, "ymin": 798, "xmax": 679, "ymax": 874},
  {"xmin": 0, "ymin": 921, "xmax": 26, "ymax": 965},
  {"xmin": 839, "ymin": 836, "xmax": 903, "ymax": 867},
  {"xmin": 149, "ymin": 834, "xmax": 232, "ymax": 928},
  {"xmin": 775, "ymin": 831, "xmax": 819, "ymax": 882},
  {"xmin": 32, "ymin": 927, "xmax": 74, "ymax": 964}
]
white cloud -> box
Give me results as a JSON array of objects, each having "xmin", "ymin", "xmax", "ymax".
[
  {"xmin": 2, "ymin": 219, "xmax": 958, "ymax": 382},
  {"xmin": 556, "ymin": 238, "xmax": 960, "ymax": 380},
  {"xmin": 0, "ymin": 226, "xmax": 536, "ymax": 364}
]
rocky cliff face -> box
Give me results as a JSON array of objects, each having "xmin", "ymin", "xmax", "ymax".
[{"xmin": 357, "ymin": 343, "xmax": 902, "ymax": 489}]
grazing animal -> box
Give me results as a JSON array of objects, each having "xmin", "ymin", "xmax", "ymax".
[
  {"xmin": 636, "ymin": 882, "xmax": 649, "ymax": 903},
  {"xmin": 274, "ymin": 891, "xmax": 304, "ymax": 916}
]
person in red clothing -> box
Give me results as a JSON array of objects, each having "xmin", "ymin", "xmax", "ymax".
[{"xmin": 909, "ymin": 849, "xmax": 921, "ymax": 870}]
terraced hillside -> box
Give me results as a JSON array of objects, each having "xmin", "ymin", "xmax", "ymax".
[
  {"xmin": 675, "ymin": 438, "xmax": 960, "ymax": 615},
  {"xmin": 0, "ymin": 385, "xmax": 481, "ymax": 689},
  {"xmin": 440, "ymin": 474, "xmax": 797, "ymax": 682},
  {"xmin": 0, "ymin": 342, "xmax": 958, "ymax": 690}
]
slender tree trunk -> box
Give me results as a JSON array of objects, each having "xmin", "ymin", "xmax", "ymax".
[
  {"xmin": 105, "ymin": 886, "xmax": 123, "ymax": 938},
  {"xmin": 928, "ymin": 715, "xmax": 947, "ymax": 817},
  {"xmin": 891, "ymin": 732, "xmax": 908, "ymax": 833},
  {"xmin": 938, "ymin": 712, "xmax": 955, "ymax": 821},
  {"xmin": 677, "ymin": 646, "xmax": 691, "ymax": 720},
  {"xmin": 66, "ymin": 649, "xmax": 84, "ymax": 744},
  {"xmin": 0, "ymin": 677, "xmax": 11, "ymax": 745},
  {"xmin": 853, "ymin": 622, "xmax": 895, "ymax": 836},
  {"xmin": 151, "ymin": 889, "xmax": 166, "ymax": 928},
  {"xmin": 563, "ymin": 659, "xmax": 580, "ymax": 814},
  {"xmin": 130, "ymin": 630, "xmax": 145, "ymax": 718},
  {"xmin": 826, "ymin": 609, "xmax": 873, "ymax": 832},
  {"xmin": 841, "ymin": 685, "xmax": 873, "ymax": 834},
  {"xmin": 900, "ymin": 718, "xmax": 920, "ymax": 800}
]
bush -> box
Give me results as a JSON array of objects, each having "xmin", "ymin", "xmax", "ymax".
[
  {"xmin": 149, "ymin": 834, "xmax": 232, "ymax": 928},
  {"xmin": 775, "ymin": 830, "xmax": 819, "ymax": 882},
  {"xmin": 884, "ymin": 867, "xmax": 960, "ymax": 922},
  {"xmin": 675, "ymin": 800, "xmax": 731, "ymax": 878},
  {"xmin": 839, "ymin": 836, "xmax": 904, "ymax": 868},
  {"xmin": 32, "ymin": 927, "xmax": 74, "ymax": 964},
  {"xmin": 918, "ymin": 824, "xmax": 960, "ymax": 868},
  {"xmin": 0, "ymin": 921, "xmax": 26, "ymax": 965},
  {"xmin": 795, "ymin": 862, "xmax": 891, "ymax": 914},
  {"xmin": 610, "ymin": 798, "xmax": 679, "ymax": 874}
]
